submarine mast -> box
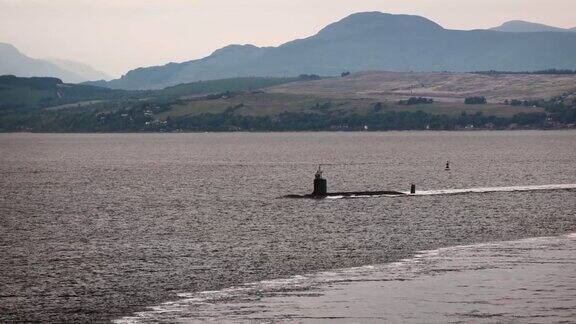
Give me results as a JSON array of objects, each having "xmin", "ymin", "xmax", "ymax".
[{"xmin": 312, "ymin": 165, "xmax": 327, "ymax": 196}]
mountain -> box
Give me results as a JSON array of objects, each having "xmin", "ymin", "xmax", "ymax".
[
  {"xmin": 47, "ymin": 58, "xmax": 111, "ymax": 81},
  {"xmin": 0, "ymin": 43, "xmax": 108, "ymax": 82},
  {"xmin": 490, "ymin": 20, "xmax": 574, "ymax": 32},
  {"xmin": 97, "ymin": 12, "xmax": 576, "ymax": 90},
  {"xmin": 0, "ymin": 43, "xmax": 91, "ymax": 83}
]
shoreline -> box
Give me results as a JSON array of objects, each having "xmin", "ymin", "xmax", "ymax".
[{"xmin": 2, "ymin": 128, "xmax": 576, "ymax": 135}]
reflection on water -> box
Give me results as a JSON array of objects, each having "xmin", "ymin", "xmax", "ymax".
[
  {"xmin": 1, "ymin": 131, "xmax": 576, "ymax": 322},
  {"xmin": 116, "ymin": 233, "xmax": 576, "ymax": 323}
]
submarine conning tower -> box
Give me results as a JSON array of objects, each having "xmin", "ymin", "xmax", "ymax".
[{"xmin": 312, "ymin": 165, "xmax": 327, "ymax": 196}]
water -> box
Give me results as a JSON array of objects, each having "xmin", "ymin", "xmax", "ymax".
[
  {"xmin": 115, "ymin": 233, "xmax": 576, "ymax": 323},
  {"xmin": 1, "ymin": 131, "xmax": 575, "ymax": 322}
]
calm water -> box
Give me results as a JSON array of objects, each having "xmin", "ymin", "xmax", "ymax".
[{"xmin": 1, "ymin": 131, "xmax": 575, "ymax": 322}]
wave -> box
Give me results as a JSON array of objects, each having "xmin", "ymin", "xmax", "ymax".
[
  {"xmin": 114, "ymin": 232, "xmax": 576, "ymax": 323},
  {"xmin": 411, "ymin": 183, "xmax": 576, "ymax": 196},
  {"xmin": 324, "ymin": 183, "xmax": 576, "ymax": 199}
]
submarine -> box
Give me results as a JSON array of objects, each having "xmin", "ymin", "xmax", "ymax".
[{"xmin": 284, "ymin": 166, "xmax": 415, "ymax": 199}]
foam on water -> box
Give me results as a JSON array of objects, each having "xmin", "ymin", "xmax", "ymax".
[
  {"xmin": 411, "ymin": 183, "xmax": 576, "ymax": 196},
  {"xmin": 114, "ymin": 232, "xmax": 576, "ymax": 323},
  {"xmin": 324, "ymin": 183, "xmax": 576, "ymax": 199}
]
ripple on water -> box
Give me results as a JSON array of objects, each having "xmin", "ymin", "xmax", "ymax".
[{"xmin": 115, "ymin": 233, "xmax": 576, "ymax": 323}]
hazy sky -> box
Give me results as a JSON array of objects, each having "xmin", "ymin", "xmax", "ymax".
[{"xmin": 1, "ymin": 0, "xmax": 574, "ymax": 78}]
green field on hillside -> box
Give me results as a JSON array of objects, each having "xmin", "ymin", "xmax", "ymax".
[
  {"xmin": 0, "ymin": 75, "xmax": 304, "ymax": 112},
  {"xmin": 156, "ymin": 77, "xmax": 302, "ymax": 98},
  {"xmin": 155, "ymin": 92, "xmax": 544, "ymax": 120},
  {"xmin": 2, "ymin": 74, "xmax": 574, "ymax": 132}
]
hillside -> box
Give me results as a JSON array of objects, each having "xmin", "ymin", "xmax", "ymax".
[
  {"xmin": 133, "ymin": 76, "xmax": 302, "ymax": 99},
  {"xmin": 268, "ymin": 71, "xmax": 576, "ymax": 103},
  {"xmin": 96, "ymin": 12, "xmax": 576, "ymax": 90},
  {"xmin": 0, "ymin": 75, "xmax": 304, "ymax": 111},
  {"xmin": 0, "ymin": 75, "xmax": 133, "ymax": 111},
  {"xmin": 48, "ymin": 58, "xmax": 111, "ymax": 81},
  {"xmin": 490, "ymin": 20, "xmax": 575, "ymax": 32},
  {"xmin": 155, "ymin": 71, "xmax": 576, "ymax": 118},
  {"xmin": 155, "ymin": 92, "xmax": 541, "ymax": 120},
  {"xmin": 2, "ymin": 72, "xmax": 575, "ymax": 132},
  {"xmin": 0, "ymin": 43, "xmax": 89, "ymax": 83}
]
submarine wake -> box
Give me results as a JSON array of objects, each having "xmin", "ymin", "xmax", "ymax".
[
  {"xmin": 284, "ymin": 166, "xmax": 576, "ymax": 199},
  {"xmin": 315, "ymin": 184, "xmax": 576, "ymax": 200},
  {"xmin": 113, "ymin": 233, "xmax": 576, "ymax": 323},
  {"xmin": 408, "ymin": 183, "xmax": 576, "ymax": 196}
]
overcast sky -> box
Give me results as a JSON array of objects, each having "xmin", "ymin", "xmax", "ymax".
[{"xmin": 1, "ymin": 0, "xmax": 574, "ymax": 78}]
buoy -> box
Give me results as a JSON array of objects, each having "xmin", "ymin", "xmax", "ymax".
[
  {"xmin": 445, "ymin": 160, "xmax": 450, "ymax": 171},
  {"xmin": 410, "ymin": 184, "xmax": 416, "ymax": 194}
]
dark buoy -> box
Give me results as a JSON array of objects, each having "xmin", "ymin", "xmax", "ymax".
[
  {"xmin": 410, "ymin": 184, "xmax": 416, "ymax": 194},
  {"xmin": 445, "ymin": 160, "xmax": 450, "ymax": 171},
  {"xmin": 312, "ymin": 165, "xmax": 327, "ymax": 197}
]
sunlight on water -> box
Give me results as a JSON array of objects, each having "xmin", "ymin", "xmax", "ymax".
[
  {"xmin": 2, "ymin": 131, "xmax": 576, "ymax": 322},
  {"xmin": 114, "ymin": 233, "xmax": 576, "ymax": 323}
]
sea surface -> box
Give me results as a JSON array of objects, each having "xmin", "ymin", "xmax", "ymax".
[{"xmin": 1, "ymin": 131, "xmax": 575, "ymax": 322}]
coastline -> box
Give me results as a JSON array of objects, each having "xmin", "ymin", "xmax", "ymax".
[{"xmin": 1, "ymin": 127, "xmax": 576, "ymax": 134}]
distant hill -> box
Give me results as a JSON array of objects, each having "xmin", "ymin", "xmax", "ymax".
[
  {"xmin": 96, "ymin": 12, "xmax": 576, "ymax": 90},
  {"xmin": 490, "ymin": 20, "xmax": 575, "ymax": 32},
  {"xmin": 0, "ymin": 74, "xmax": 303, "ymax": 111},
  {"xmin": 0, "ymin": 43, "xmax": 110, "ymax": 83},
  {"xmin": 0, "ymin": 43, "xmax": 88, "ymax": 83},
  {"xmin": 0, "ymin": 75, "xmax": 130, "ymax": 110},
  {"xmin": 268, "ymin": 71, "xmax": 576, "ymax": 103},
  {"xmin": 3, "ymin": 72, "xmax": 576, "ymax": 132},
  {"xmin": 47, "ymin": 58, "xmax": 111, "ymax": 81}
]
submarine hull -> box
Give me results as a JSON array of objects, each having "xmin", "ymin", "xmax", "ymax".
[{"xmin": 283, "ymin": 190, "xmax": 406, "ymax": 199}]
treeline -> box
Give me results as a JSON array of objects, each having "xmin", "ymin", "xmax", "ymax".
[
  {"xmin": 399, "ymin": 97, "xmax": 434, "ymax": 105},
  {"xmin": 0, "ymin": 106, "xmax": 557, "ymax": 132},
  {"xmin": 162, "ymin": 110, "xmax": 549, "ymax": 132},
  {"xmin": 3, "ymin": 88, "xmax": 575, "ymax": 132},
  {"xmin": 501, "ymin": 95, "xmax": 576, "ymax": 124},
  {"xmin": 464, "ymin": 96, "xmax": 487, "ymax": 104},
  {"xmin": 531, "ymin": 96, "xmax": 576, "ymax": 124},
  {"xmin": 399, "ymin": 96, "xmax": 488, "ymax": 105},
  {"xmin": 474, "ymin": 69, "xmax": 576, "ymax": 75}
]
